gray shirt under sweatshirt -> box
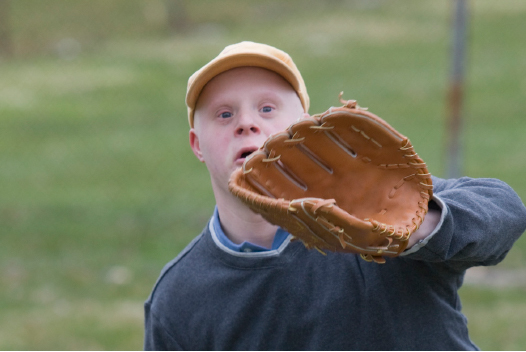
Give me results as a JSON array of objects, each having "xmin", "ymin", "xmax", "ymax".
[{"xmin": 144, "ymin": 176, "xmax": 526, "ymax": 350}]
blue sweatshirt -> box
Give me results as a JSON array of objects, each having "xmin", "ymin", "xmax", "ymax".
[{"xmin": 144, "ymin": 176, "xmax": 526, "ymax": 350}]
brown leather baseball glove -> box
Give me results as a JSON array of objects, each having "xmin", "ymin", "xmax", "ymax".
[{"xmin": 228, "ymin": 94, "xmax": 433, "ymax": 263}]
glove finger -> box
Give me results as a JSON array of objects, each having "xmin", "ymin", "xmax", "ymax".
[
  {"xmin": 264, "ymin": 119, "xmax": 338, "ymax": 189},
  {"xmin": 321, "ymin": 108, "xmax": 414, "ymax": 167},
  {"xmin": 287, "ymin": 118, "xmax": 360, "ymax": 176},
  {"xmin": 282, "ymin": 117, "xmax": 383, "ymax": 205},
  {"xmin": 243, "ymin": 133, "xmax": 310, "ymax": 200},
  {"xmin": 248, "ymin": 118, "xmax": 365, "ymax": 200}
]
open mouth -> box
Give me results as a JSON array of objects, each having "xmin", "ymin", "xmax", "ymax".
[
  {"xmin": 237, "ymin": 147, "xmax": 258, "ymax": 161},
  {"xmin": 240, "ymin": 151, "xmax": 254, "ymax": 159}
]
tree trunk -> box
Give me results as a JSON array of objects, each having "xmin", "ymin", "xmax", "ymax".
[
  {"xmin": 165, "ymin": 0, "xmax": 189, "ymax": 34},
  {"xmin": 0, "ymin": 0, "xmax": 13, "ymax": 58}
]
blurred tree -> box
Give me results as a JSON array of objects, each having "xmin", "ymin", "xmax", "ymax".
[
  {"xmin": 165, "ymin": 0, "xmax": 190, "ymax": 33},
  {"xmin": 445, "ymin": 0, "xmax": 468, "ymax": 178},
  {"xmin": 0, "ymin": 0, "xmax": 13, "ymax": 58}
]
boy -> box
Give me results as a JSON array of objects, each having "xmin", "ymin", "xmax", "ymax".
[{"xmin": 144, "ymin": 41, "xmax": 526, "ymax": 350}]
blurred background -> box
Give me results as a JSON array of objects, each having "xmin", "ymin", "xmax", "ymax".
[{"xmin": 1, "ymin": 0, "xmax": 525, "ymax": 349}]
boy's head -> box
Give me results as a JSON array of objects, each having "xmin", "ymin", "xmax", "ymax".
[
  {"xmin": 186, "ymin": 42, "xmax": 310, "ymax": 204},
  {"xmin": 185, "ymin": 41, "xmax": 309, "ymax": 128}
]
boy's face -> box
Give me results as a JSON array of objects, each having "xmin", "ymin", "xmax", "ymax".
[{"xmin": 190, "ymin": 67, "xmax": 307, "ymax": 197}]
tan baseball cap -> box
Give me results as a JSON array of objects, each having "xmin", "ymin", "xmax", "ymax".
[{"xmin": 186, "ymin": 41, "xmax": 309, "ymax": 128}]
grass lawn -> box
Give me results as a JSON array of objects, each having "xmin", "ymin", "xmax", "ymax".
[{"xmin": 1, "ymin": 0, "xmax": 525, "ymax": 349}]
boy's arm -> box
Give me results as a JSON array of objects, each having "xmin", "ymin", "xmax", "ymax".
[
  {"xmin": 405, "ymin": 205, "xmax": 441, "ymax": 248},
  {"xmin": 402, "ymin": 176, "xmax": 526, "ymax": 271}
]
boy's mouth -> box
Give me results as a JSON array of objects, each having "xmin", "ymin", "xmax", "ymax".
[{"xmin": 236, "ymin": 147, "xmax": 258, "ymax": 163}]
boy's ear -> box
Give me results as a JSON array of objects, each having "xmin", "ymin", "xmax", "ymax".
[{"xmin": 189, "ymin": 129, "xmax": 205, "ymax": 163}]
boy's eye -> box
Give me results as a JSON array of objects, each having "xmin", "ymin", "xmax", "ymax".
[
  {"xmin": 261, "ymin": 106, "xmax": 273, "ymax": 113},
  {"xmin": 219, "ymin": 111, "xmax": 232, "ymax": 119}
]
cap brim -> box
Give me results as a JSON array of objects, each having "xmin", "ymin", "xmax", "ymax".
[{"xmin": 186, "ymin": 53, "xmax": 302, "ymax": 112}]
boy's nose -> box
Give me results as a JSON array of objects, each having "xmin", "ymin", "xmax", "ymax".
[{"xmin": 235, "ymin": 112, "xmax": 261, "ymax": 136}]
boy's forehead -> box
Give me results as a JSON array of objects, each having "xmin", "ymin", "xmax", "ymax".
[{"xmin": 206, "ymin": 67, "xmax": 292, "ymax": 91}]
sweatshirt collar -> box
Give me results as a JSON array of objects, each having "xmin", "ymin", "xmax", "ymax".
[{"xmin": 211, "ymin": 206, "xmax": 289, "ymax": 253}]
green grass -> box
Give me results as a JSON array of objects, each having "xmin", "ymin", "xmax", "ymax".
[
  {"xmin": 1, "ymin": 0, "xmax": 526, "ymax": 349},
  {"xmin": 459, "ymin": 285, "xmax": 526, "ymax": 350}
]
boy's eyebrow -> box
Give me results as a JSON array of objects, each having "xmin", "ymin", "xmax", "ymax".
[
  {"xmin": 205, "ymin": 90, "xmax": 287, "ymax": 108},
  {"xmin": 256, "ymin": 91, "xmax": 286, "ymax": 102}
]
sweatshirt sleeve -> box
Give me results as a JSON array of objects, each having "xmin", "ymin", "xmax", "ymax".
[{"xmin": 404, "ymin": 176, "xmax": 526, "ymax": 272}]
